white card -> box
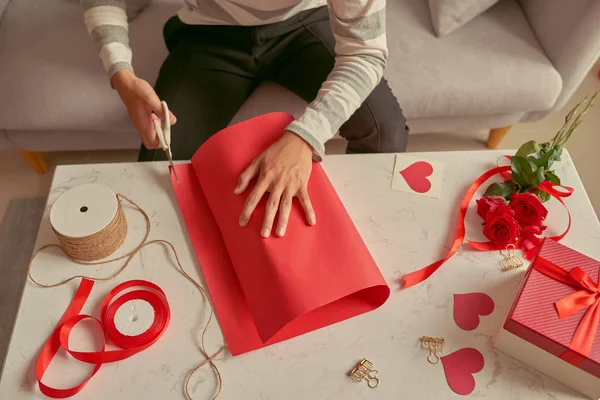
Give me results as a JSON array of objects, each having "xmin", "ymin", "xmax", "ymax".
[{"xmin": 391, "ymin": 155, "xmax": 444, "ymax": 198}]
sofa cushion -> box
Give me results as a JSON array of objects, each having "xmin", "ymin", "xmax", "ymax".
[
  {"xmin": 0, "ymin": 0, "xmax": 561, "ymax": 134},
  {"xmin": 385, "ymin": 0, "xmax": 562, "ymax": 119},
  {"xmin": 428, "ymin": 0, "xmax": 500, "ymax": 36},
  {"xmin": 0, "ymin": 0, "xmax": 181, "ymax": 132}
]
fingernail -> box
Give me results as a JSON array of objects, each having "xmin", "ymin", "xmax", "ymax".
[
  {"xmin": 239, "ymin": 217, "xmax": 247, "ymax": 227},
  {"xmin": 276, "ymin": 226, "xmax": 285, "ymax": 237},
  {"xmin": 309, "ymin": 216, "xmax": 316, "ymax": 226},
  {"xmin": 261, "ymin": 228, "xmax": 270, "ymax": 238}
]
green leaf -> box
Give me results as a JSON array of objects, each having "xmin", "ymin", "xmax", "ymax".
[
  {"xmin": 527, "ymin": 155, "xmax": 541, "ymax": 168},
  {"xmin": 537, "ymin": 190, "xmax": 551, "ymax": 203},
  {"xmin": 546, "ymin": 170, "xmax": 561, "ymax": 185},
  {"xmin": 530, "ymin": 167, "xmax": 545, "ymax": 188},
  {"xmin": 516, "ymin": 141, "xmax": 540, "ymax": 157},
  {"xmin": 511, "ymin": 156, "xmax": 535, "ymax": 187},
  {"xmin": 484, "ymin": 182, "xmax": 515, "ymax": 198},
  {"xmin": 512, "ymin": 155, "xmax": 545, "ymax": 189},
  {"xmin": 535, "ymin": 145, "xmax": 563, "ymax": 169}
]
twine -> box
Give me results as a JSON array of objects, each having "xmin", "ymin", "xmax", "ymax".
[
  {"xmin": 53, "ymin": 200, "xmax": 127, "ymax": 262},
  {"xmin": 28, "ymin": 193, "xmax": 225, "ymax": 400}
]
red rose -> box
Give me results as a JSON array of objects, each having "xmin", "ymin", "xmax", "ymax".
[
  {"xmin": 510, "ymin": 193, "xmax": 548, "ymax": 227},
  {"xmin": 476, "ymin": 196, "xmax": 510, "ymax": 220},
  {"xmin": 483, "ymin": 211, "xmax": 520, "ymax": 248},
  {"xmin": 519, "ymin": 225, "xmax": 543, "ymax": 253}
]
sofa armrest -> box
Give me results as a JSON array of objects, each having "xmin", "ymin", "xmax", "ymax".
[{"xmin": 520, "ymin": 0, "xmax": 600, "ymax": 121}]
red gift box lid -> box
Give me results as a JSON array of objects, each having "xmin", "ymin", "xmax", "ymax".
[{"xmin": 505, "ymin": 239, "xmax": 600, "ymax": 378}]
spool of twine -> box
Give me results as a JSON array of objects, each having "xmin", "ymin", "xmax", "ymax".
[
  {"xmin": 28, "ymin": 184, "xmax": 225, "ymax": 400},
  {"xmin": 52, "ymin": 200, "xmax": 127, "ymax": 262}
]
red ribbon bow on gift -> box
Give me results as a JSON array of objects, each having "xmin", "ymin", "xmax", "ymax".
[{"xmin": 534, "ymin": 257, "xmax": 600, "ymax": 359}]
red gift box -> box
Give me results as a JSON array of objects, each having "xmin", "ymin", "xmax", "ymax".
[{"xmin": 504, "ymin": 239, "xmax": 600, "ymax": 379}]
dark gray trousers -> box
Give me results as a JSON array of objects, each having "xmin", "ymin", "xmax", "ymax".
[{"xmin": 139, "ymin": 7, "xmax": 409, "ymax": 161}]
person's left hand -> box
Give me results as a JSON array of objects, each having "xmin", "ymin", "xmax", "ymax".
[{"xmin": 235, "ymin": 131, "xmax": 316, "ymax": 237}]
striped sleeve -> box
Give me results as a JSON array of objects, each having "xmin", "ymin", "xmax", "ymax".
[
  {"xmin": 285, "ymin": 0, "xmax": 388, "ymax": 158},
  {"xmin": 81, "ymin": 0, "xmax": 134, "ymax": 78}
]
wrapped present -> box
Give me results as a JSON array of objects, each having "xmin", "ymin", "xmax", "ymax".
[{"xmin": 494, "ymin": 239, "xmax": 600, "ymax": 399}]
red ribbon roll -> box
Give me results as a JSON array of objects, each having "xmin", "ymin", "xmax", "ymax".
[{"xmin": 35, "ymin": 279, "xmax": 170, "ymax": 398}]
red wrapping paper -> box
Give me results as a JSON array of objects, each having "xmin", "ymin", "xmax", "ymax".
[
  {"xmin": 171, "ymin": 113, "xmax": 389, "ymax": 355},
  {"xmin": 505, "ymin": 239, "xmax": 600, "ymax": 378}
]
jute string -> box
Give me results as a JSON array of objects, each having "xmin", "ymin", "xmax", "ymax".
[
  {"xmin": 53, "ymin": 200, "xmax": 128, "ymax": 262},
  {"xmin": 28, "ymin": 193, "xmax": 225, "ymax": 400}
]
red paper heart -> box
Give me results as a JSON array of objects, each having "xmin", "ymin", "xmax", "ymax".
[
  {"xmin": 399, "ymin": 161, "xmax": 433, "ymax": 193},
  {"xmin": 441, "ymin": 348, "xmax": 484, "ymax": 395},
  {"xmin": 453, "ymin": 293, "xmax": 495, "ymax": 331}
]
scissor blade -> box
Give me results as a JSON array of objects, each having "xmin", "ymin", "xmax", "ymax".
[{"xmin": 166, "ymin": 152, "xmax": 179, "ymax": 183}]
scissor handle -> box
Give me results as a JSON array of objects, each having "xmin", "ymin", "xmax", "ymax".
[
  {"xmin": 153, "ymin": 119, "xmax": 168, "ymax": 150},
  {"xmin": 161, "ymin": 101, "xmax": 171, "ymax": 145}
]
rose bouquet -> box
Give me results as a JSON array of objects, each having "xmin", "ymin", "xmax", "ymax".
[
  {"xmin": 477, "ymin": 91, "xmax": 598, "ymax": 251},
  {"xmin": 402, "ymin": 91, "xmax": 598, "ymax": 288}
]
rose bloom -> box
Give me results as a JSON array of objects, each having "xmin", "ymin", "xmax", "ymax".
[
  {"xmin": 483, "ymin": 210, "xmax": 520, "ymax": 248},
  {"xmin": 510, "ymin": 193, "xmax": 548, "ymax": 227},
  {"xmin": 476, "ymin": 196, "xmax": 510, "ymax": 220}
]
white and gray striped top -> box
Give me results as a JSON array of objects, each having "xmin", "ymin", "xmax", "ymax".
[{"xmin": 81, "ymin": 0, "xmax": 387, "ymax": 156}]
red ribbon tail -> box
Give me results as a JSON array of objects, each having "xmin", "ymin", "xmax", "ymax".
[
  {"xmin": 569, "ymin": 300, "xmax": 600, "ymax": 357},
  {"xmin": 401, "ymin": 259, "xmax": 445, "ymax": 288},
  {"xmin": 467, "ymin": 240, "xmax": 499, "ymax": 251}
]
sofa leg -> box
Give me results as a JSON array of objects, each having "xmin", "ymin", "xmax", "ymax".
[
  {"xmin": 19, "ymin": 149, "xmax": 48, "ymax": 174},
  {"xmin": 486, "ymin": 125, "xmax": 512, "ymax": 149}
]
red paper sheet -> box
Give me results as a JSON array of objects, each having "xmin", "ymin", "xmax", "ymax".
[{"xmin": 171, "ymin": 113, "xmax": 389, "ymax": 355}]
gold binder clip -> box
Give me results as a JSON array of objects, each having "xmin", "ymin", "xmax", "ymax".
[
  {"xmin": 349, "ymin": 359, "xmax": 379, "ymax": 388},
  {"xmin": 420, "ymin": 336, "xmax": 445, "ymax": 364},
  {"xmin": 500, "ymin": 244, "xmax": 524, "ymax": 271}
]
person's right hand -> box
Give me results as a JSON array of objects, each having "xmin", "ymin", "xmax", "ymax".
[{"xmin": 112, "ymin": 69, "xmax": 177, "ymax": 149}]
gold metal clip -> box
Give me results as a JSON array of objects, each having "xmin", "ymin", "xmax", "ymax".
[
  {"xmin": 500, "ymin": 244, "xmax": 524, "ymax": 271},
  {"xmin": 349, "ymin": 359, "xmax": 379, "ymax": 388},
  {"xmin": 420, "ymin": 336, "xmax": 445, "ymax": 364}
]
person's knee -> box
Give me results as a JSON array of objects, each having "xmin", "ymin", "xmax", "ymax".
[
  {"xmin": 343, "ymin": 100, "xmax": 409, "ymax": 154},
  {"xmin": 377, "ymin": 106, "xmax": 409, "ymax": 153}
]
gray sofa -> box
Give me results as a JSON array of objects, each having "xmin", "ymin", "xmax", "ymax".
[{"xmin": 0, "ymin": 0, "xmax": 599, "ymax": 158}]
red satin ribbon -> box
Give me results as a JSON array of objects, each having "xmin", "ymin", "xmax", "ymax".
[
  {"xmin": 36, "ymin": 279, "xmax": 170, "ymax": 398},
  {"xmin": 401, "ymin": 163, "xmax": 573, "ymax": 288},
  {"xmin": 533, "ymin": 257, "xmax": 600, "ymax": 359}
]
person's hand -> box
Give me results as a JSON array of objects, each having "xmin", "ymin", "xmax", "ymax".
[
  {"xmin": 235, "ymin": 132, "xmax": 316, "ymax": 237},
  {"xmin": 112, "ymin": 69, "xmax": 177, "ymax": 149}
]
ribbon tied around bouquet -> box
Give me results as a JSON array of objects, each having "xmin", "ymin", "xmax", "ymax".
[
  {"xmin": 402, "ymin": 157, "xmax": 574, "ymax": 288},
  {"xmin": 533, "ymin": 257, "xmax": 600, "ymax": 360}
]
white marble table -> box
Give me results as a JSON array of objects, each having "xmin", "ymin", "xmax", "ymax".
[{"xmin": 1, "ymin": 150, "xmax": 599, "ymax": 400}]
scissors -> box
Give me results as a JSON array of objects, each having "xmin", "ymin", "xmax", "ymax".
[{"xmin": 153, "ymin": 101, "xmax": 179, "ymax": 183}]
